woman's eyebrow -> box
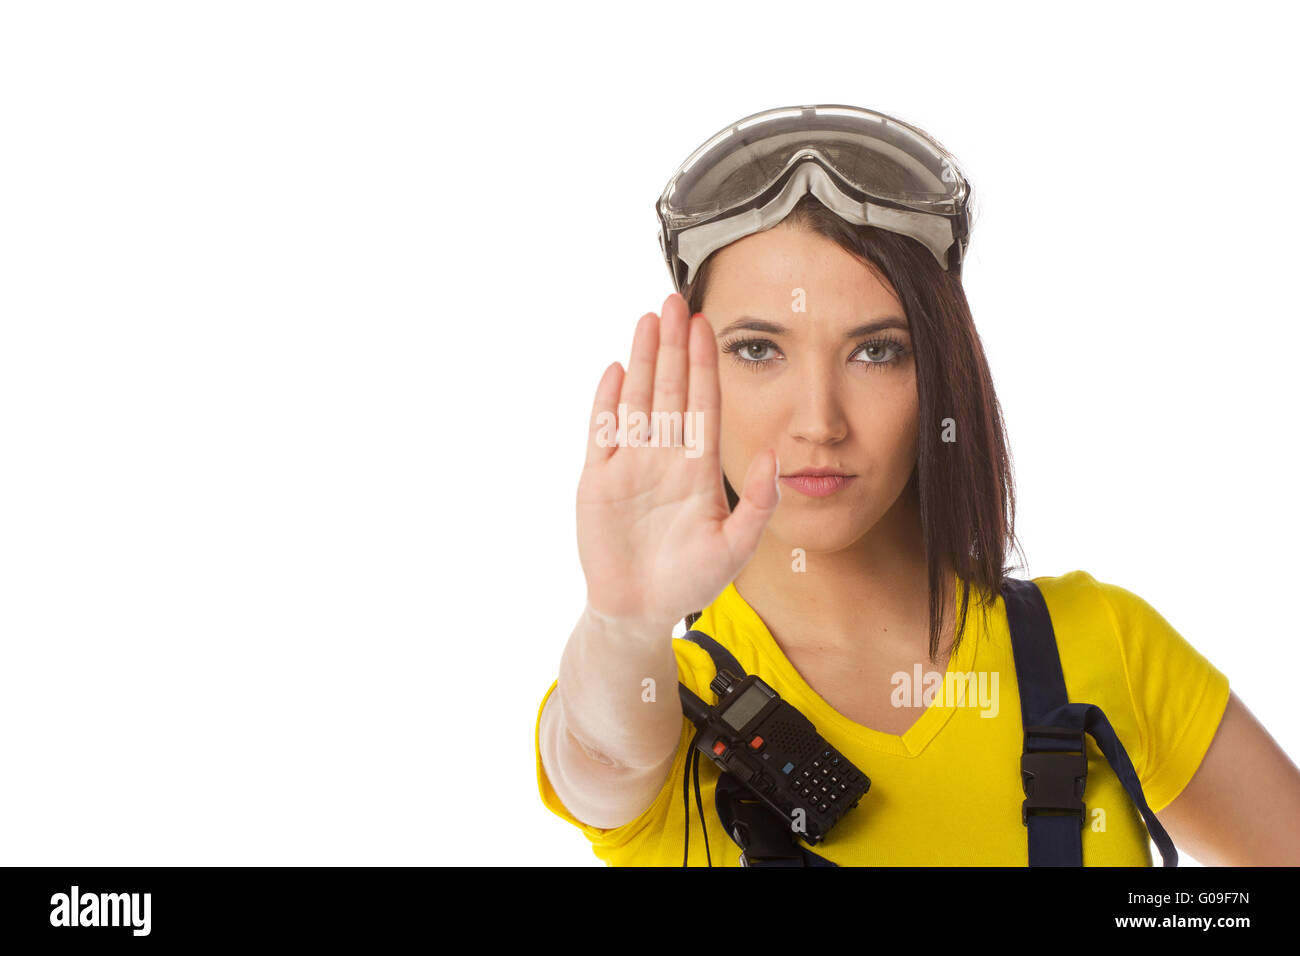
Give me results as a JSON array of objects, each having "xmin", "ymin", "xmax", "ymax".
[{"xmin": 713, "ymin": 316, "xmax": 911, "ymax": 337}]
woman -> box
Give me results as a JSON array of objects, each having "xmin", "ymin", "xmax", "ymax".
[{"xmin": 534, "ymin": 104, "xmax": 1300, "ymax": 866}]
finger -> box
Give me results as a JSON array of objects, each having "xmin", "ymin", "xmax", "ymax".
[
  {"xmin": 685, "ymin": 310, "xmax": 720, "ymax": 464},
  {"xmin": 650, "ymin": 293, "xmax": 689, "ymax": 446},
  {"xmin": 618, "ymin": 312, "xmax": 659, "ymax": 442},
  {"xmin": 721, "ymin": 449, "xmax": 781, "ymax": 560},
  {"xmin": 586, "ymin": 361, "xmax": 625, "ymax": 466}
]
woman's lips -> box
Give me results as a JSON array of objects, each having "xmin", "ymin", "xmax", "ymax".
[{"xmin": 779, "ymin": 474, "xmax": 856, "ymax": 497}]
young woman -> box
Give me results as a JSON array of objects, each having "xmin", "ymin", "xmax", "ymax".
[{"xmin": 534, "ymin": 105, "xmax": 1300, "ymax": 866}]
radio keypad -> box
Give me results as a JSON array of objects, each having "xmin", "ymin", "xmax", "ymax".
[{"xmin": 795, "ymin": 747, "xmax": 861, "ymax": 816}]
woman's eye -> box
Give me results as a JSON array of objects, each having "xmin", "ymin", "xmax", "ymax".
[
  {"xmin": 852, "ymin": 339, "xmax": 908, "ymax": 368},
  {"xmin": 720, "ymin": 337, "xmax": 782, "ymax": 367},
  {"xmin": 737, "ymin": 342, "xmax": 776, "ymax": 362},
  {"xmin": 721, "ymin": 336, "xmax": 909, "ymax": 371}
]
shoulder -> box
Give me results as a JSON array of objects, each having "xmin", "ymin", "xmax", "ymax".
[
  {"xmin": 1027, "ymin": 568, "xmax": 1231, "ymax": 811},
  {"xmin": 1029, "ymin": 568, "xmax": 1186, "ymax": 658},
  {"xmin": 1015, "ymin": 569, "xmax": 1136, "ymax": 679},
  {"xmin": 1032, "ymin": 568, "xmax": 1220, "ymax": 679},
  {"xmin": 1031, "ymin": 568, "xmax": 1195, "ymax": 634},
  {"xmin": 1016, "ymin": 569, "xmax": 1138, "ymax": 716},
  {"xmin": 674, "ymin": 583, "xmax": 768, "ymax": 696},
  {"xmin": 1029, "ymin": 568, "xmax": 1113, "ymax": 622},
  {"xmin": 1026, "ymin": 567, "xmax": 1219, "ymax": 687}
]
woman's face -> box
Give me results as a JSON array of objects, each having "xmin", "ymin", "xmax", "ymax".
[{"xmin": 702, "ymin": 223, "xmax": 920, "ymax": 553}]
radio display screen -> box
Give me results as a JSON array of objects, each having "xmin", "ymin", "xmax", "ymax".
[{"xmin": 720, "ymin": 684, "xmax": 769, "ymax": 732}]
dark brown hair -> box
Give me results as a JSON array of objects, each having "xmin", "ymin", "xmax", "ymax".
[{"xmin": 682, "ymin": 193, "xmax": 1024, "ymax": 663}]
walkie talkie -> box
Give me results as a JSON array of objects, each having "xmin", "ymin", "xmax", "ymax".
[{"xmin": 680, "ymin": 668, "xmax": 870, "ymax": 844}]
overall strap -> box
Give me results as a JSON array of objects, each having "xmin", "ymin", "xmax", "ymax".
[
  {"xmin": 678, "ymin": 629, "xmax": 836, "ymax": 867},
  {"xmin": 1001, "ymin": 576, "xmax": 1178, "ymax": 866}
]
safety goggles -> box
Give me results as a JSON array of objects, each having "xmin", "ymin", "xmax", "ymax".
[{"xmin": 655, "ymin": 104, "xmax": 973, "ymax": 292}]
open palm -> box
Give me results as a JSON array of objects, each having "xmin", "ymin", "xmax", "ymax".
[{"xmin": 577, "ymin": 292, "xmax": 781, "ymax": 631}]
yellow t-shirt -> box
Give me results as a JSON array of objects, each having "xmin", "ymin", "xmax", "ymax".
[{"xmin": 533, "ymin": 570, "xmax": 1230, "ymax": 866}]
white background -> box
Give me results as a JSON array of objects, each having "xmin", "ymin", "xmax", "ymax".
[{"xmin": 2, "ymin": 1, "xmax": 1296, "ymax": 867}]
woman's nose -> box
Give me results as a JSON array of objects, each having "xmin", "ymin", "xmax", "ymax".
[{"xmin": 787, "ymin": 379, "xmax": 848, "ymax": 445}]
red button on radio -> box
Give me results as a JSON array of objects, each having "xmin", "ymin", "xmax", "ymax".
[
  {"xmin": 712, "ymin": 740, "xmax": 727, "ymax": 756},
  {"xmin": 750, "ymin": 735, "xmax": 764, "ymax": 749}
]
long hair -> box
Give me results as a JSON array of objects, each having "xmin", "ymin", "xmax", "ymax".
[{"xmin": 681, "ymin": 193, "xmax": 1024, "ymax": 663}]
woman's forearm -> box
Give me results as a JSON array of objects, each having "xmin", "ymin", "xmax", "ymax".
[{"xmin": 538, "ymin": 606, "xmax": 684, "ymax": 830}]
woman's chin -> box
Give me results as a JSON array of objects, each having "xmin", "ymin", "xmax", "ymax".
[{"xmin": 767, "ymin": 513, "xmax": 875, "ymax": 554}]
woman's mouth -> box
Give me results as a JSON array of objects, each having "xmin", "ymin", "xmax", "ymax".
[{"xmin": 779, "ymin": 470, "xmax": 856, "ymax": 498}]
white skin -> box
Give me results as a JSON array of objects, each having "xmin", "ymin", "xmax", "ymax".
[{"xmin": 702, "ymin": 222, "xmax": 957, "ymax": 733}]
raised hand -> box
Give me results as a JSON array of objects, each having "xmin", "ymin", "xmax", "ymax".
[{"xmin": 577, "ymin": 291, "xmax": 781, "ymax": 632}]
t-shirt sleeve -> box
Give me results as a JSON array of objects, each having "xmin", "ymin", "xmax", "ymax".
[
  {"xmin": 1094, "ymin": 577, "xmax": 1231, "ymax": 814},
  {"xmin": 533, "ymin": 637, "xmax": 716, "ymax": 851}
]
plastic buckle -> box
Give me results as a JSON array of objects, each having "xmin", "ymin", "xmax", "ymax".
[{"xmin": 1020, "ymin": 726, "xmax": 1087, "ymax": 828}]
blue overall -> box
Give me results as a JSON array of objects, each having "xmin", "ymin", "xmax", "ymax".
[{"xmin": 676, "ymin": 576, "xmax": 1179, "ymax": 866}]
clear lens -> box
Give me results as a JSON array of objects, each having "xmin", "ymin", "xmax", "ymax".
[{"xmin": 659, "ymin": 104, "xmax": 967, "ymax": 229}]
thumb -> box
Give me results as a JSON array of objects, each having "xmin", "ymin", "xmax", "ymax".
[{"xmin": 721, "ymin": 449, "xmax": 781, "ymax": 560}]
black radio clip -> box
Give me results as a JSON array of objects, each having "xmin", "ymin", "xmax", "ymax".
[{"xmin": 680, "ymin": 668, "xmax": 870, "ymax": 855}]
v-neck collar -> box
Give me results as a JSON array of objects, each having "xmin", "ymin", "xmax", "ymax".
[{"xmin": 711, "ymin": 572, "xmax": 989, "ymax": 757}]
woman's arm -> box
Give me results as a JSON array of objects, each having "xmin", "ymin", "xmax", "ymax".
[
  {"xmin": 538, "ymin": 605, "xmax": 684, "ymax": 830},
  {"xmin": 1154, "ymin": 691, "xmax": 1300, "ymax": 865}
]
